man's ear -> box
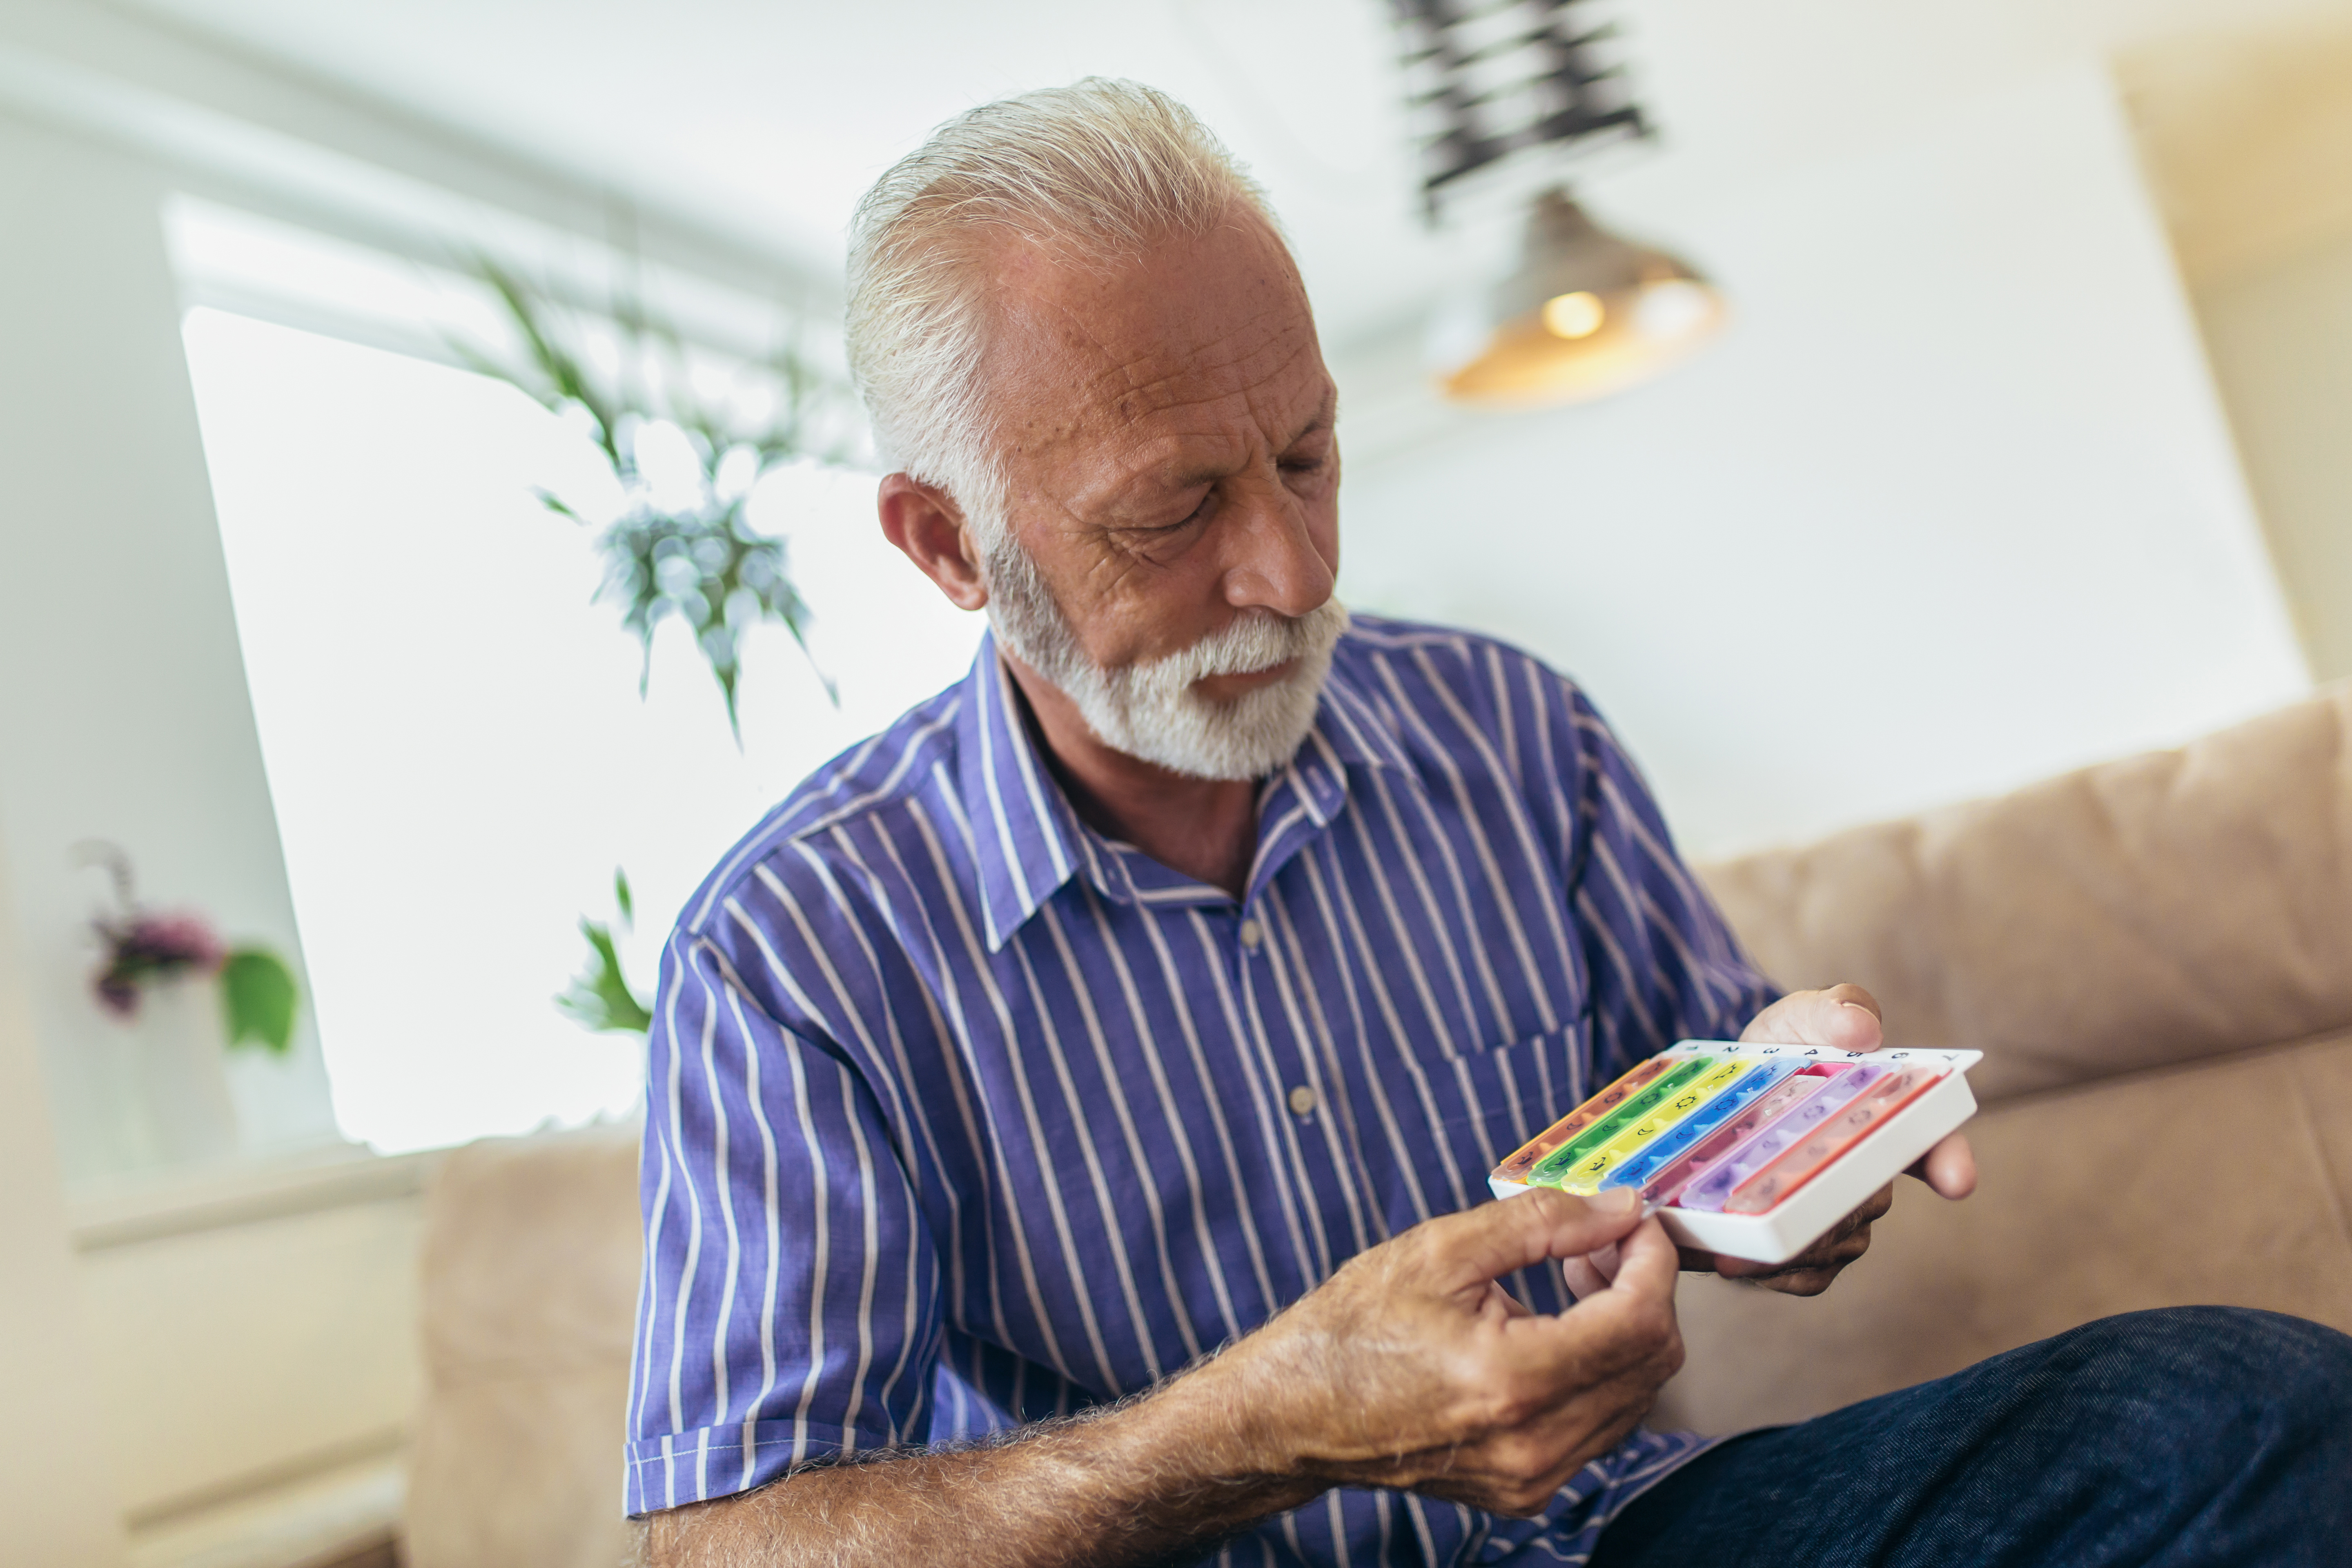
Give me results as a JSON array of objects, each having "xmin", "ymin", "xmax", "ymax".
[{"xmin": 878, "ymin": 474, "xmax": 989, "ymax": 612}]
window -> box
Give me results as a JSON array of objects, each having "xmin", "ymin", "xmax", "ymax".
[{"xmin": 182, "ymin": 307, "xmax": 981, "ymax": 1153}]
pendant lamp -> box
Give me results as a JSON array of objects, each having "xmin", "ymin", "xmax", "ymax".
[{"xmin": 1439, "ymin": 188, "xmax": 1725, "ymax": 406}]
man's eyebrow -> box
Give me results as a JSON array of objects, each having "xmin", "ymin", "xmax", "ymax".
[
  {"xmin": 1285, "ymin": 392, "xmax": 1339, "ymax": 448},
  {"xmin": 1154, "ymin": 391, "xmax": 1341, "ymax": 491}
]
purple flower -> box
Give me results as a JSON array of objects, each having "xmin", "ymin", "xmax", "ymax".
[{"xmin": 94, "ymin": 910, "xmax": 226, "ymax": 1018}]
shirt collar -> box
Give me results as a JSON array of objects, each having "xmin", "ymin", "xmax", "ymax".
[
  {"xmin": 953, "ymin": 630, "xmax": 1411, "ymax": 951},
  {"xmin": 953, "ymin": 633, "xmax": 1086, "ymax": 953},
  {"xmin": 1310, "ymin": 656, "xmax": 1415, "ymax": 775}
]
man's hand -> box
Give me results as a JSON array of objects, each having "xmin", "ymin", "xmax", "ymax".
[
  {"xmin": 1677, "ymin": 984, "xmax": 1978, "ymax": 1296},
  {"xmin": 1185, "ymin": 1187, "xmax": 1684, "ymax": 1517}
]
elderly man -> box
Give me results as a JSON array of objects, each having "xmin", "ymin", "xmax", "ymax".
[{"xmin": 629, "ymin": 80, "xmax": 2348, "ymax": 1568}]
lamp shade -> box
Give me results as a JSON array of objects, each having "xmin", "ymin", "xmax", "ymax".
[{"xmin": 1440, "ymin": 189, "xmax": 1725, "ymax": 406}]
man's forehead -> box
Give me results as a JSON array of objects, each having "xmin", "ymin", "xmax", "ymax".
[{"xmin": 983, "ymin": 217, "xmax": 1323, "ymax": 437}]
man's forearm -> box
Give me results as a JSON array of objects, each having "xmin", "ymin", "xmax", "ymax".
[
  {"xmin": 642, "ymin": 1367, "xmax": 1317, "ymax": 1568},
  {"xmin": 644, "ymin": 1190, "xmax": 1685, "ymax": 1564}
]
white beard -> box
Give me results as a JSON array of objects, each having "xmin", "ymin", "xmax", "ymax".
[{"xmin": 979, "ymin": 533, "xmax": 1346, "ymax": 782}]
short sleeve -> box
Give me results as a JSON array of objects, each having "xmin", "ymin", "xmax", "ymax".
[
  {"xmin": 625, "ymin": 928, "xmax": 940, "ymax": 1515},
  {"xmin": 1541, "ymin": 677, "xmax": 1780, "ymax": 1079}
]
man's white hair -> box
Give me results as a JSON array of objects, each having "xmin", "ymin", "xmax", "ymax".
[{"xmin": 844, "ymin": 76, "xmax": 1276, "ymax": 544}]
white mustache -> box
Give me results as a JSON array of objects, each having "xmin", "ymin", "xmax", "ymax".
[{"xmin": 1131, "ymin": 605, "xmax": 1341, "ymax": 692}]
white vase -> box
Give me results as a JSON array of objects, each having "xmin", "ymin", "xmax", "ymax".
[{"xmin": 132, "ymin": 978, "xmax": 241, "ymax": 1166}]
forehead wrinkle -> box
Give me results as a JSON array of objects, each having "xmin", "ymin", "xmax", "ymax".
[
  {"xmin": 1096, "ymin": 285, "xmax": 1317, "ymax": 404},
  {"xmin": 1100, "ymin": 336, "xmax": 1321, "ymax": 479},
  {"xmin": 1098, "ymin": 298, "xmax": 1312, "ymax": 421},
  {"xmin": 976, "ymin": 203, "xmax": 1307, "ymax": 377},
  {"xmin": 1007, "ymin": 238, "xmax": 1307, "ymax": 402},
  {"xmin": 1057, "ymin": 333, "xmax": 1319, "ymax": 500}
]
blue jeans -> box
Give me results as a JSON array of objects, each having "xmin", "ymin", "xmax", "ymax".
[{"xmin": 1589, "ymin": 1308, "xmax": 2352, "ymax": 1568}]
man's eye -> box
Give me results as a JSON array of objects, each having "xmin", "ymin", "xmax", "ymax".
[{"xmin": 1163, "ymin": 491, "xmax": 1216, "ymax": 530}]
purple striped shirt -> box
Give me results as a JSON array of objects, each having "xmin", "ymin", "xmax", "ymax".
[{"xmin": 628, "ymin": 615, "xmax": 1776, "ymax": 1564}]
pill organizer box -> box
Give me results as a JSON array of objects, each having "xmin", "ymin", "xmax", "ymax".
[{"xmin": 1487, "ymin": 1040, "xmax": 1982, "ymax": 1264}]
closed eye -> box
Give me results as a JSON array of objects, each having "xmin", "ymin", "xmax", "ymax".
[{"xmin": 1155, "ymin": 488, "xmax": 1218, "ymax": 531}]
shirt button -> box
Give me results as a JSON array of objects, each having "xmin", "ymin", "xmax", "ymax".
[
  {"xmin": 1239, "ymin": 919, "xmax": 1263, "ymax": 951},
  {"xmin": 1287, "ymin": 1085, "xmax": 1316, "ymax": 1117}
]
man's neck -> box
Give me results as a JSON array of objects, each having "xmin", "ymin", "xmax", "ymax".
[{"xmin": 998, "ymin": 650, "xmax": 1259, "ymax": 902}]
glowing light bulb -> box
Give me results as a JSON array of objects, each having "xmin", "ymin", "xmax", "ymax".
[
  {"xmin": 1437, "ymin": 191, "xmax": 1725, "ymax": 406},
  {"xmin": 1541, "ymin": 291, "xmax": 1605, "ymax": 340}
]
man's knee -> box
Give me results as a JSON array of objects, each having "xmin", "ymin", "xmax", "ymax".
[
  {"xmin": 1962, "ymin": 1306, "xmax": 2349, "ymax": 1555},
  {"xmin": 2056, "ymin": 1303, "xmax": 2350, "ymax": 1377},
  {"xmin": 2216, "ymin": 1308, "xmax": 2352, "ymax": 1443},
  {"xmin": 2050, "ymin": 1307, "xmax": 2352, "ymax": 1462}
]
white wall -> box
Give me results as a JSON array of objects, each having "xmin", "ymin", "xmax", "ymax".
[
  {"xmin": 0, "ymin": 111, "xmax": 339, "ymax": 1180},
  {"xmin": 2196, "ymin": 226, "xmax": 2352, "ymax": 683},
  {"xmin": 1333, "ymin": 65, "xmax": 2310, "ymax": 858}
]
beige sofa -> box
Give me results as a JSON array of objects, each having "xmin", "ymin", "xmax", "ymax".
[{"xmin": 404, "ymin": 684, "xmax": 2352, "ymax": 1566}]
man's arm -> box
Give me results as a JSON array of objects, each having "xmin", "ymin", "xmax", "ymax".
[{"xmin": 644, "ymin": 1188, "xmax": 1682, "ymax": 1568}]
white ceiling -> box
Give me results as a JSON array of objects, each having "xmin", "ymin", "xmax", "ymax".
[
  {"xmin": 114, "ymin": 0, "xmax": 1454, "ymax": 342},
  {"xmin": 104, "ymin": 0, "xmax": 2352, "ymax": 347}
]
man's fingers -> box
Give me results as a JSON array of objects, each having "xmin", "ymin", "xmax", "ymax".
[
  {"xmin": 1559, "ymin": 1254, "xmax": 1612, "ymax": 1301},
  {"xmin": 1419, "ymin": 1188, "xmax": 1646, "ymax": 1291},
  {"xmin": 1499, "ymin": 1217, "xmax": 1683, "ymax": 1385},
  {"xmin": 1322, "ymin": 1216, "xmax": 1683, "ymax": 1501},
  {"xmin": 1715, "ymin": 1219, "xmax": 1873, "ymax": 1283},
  {"xmin": 1533, "ymin": 1218, "xmax": 1678, "ymax": 1339},
  {"xmin": 1487, "ymin": 1282, "xmax": 1536, "ymax": 1320},
  {"xmin": 1906, "ymin": 1132, "xmax": 1976, "ymax": 1199},
  {"xmin": 1598, "ymin": 1212, "xmax": 1680, "ymax": 1301},
  {"xmin": 1738, "ymin": 984, "xmax": 1884, "ymax": 1050}
]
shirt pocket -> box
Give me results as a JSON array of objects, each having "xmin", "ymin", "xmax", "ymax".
[{"xmin": 1416, "ymin": 1017, "xmax": 1594, "ymax": 1174}]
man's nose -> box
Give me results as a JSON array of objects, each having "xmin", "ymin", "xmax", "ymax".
[{"xmin": 1218, "ymin": 477, "xmax": 1336, "ymax": 619}]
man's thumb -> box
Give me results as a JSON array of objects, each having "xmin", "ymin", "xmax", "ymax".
[{"xmin": 1427, "ymin": 1187, "xmax": 1646, "ymax": 1287}]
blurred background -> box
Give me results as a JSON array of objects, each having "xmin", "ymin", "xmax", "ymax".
[{"xmin": 4, "ymin": 0, "xmax": 2350, "ymax": 1562}]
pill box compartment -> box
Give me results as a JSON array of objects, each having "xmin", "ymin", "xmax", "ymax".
[{"xmin": 1488, "ymin": 1045, "xmax": 1982, "ymax": 1265}]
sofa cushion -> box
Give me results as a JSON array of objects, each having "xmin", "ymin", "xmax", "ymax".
[
  {"xmin": 405, "ymin": 1119, "xmax": 643, "ymax": 1568},
  {"xmin": 406, "ymin": 1366, "xmax": 638, "ymax": 1568},
  {"xmin": 414, "ymin": 1119, "xmax": 642, "ymax": 1382},
  {"xmin": 1650, "ymin": 1027, "xmax": 2352, "ymax": 1437},
  {"xmin": 1699, "ymin": 684, "xmax": 2352, "ymax": 1102}
]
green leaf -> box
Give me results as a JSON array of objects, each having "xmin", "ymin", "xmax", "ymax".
[
  {"xmin": 557, "ymin": 918, "xmax": 653, "ymax": 1036},
  {"xmin": 613, "ymin": 867, "xmax": 635, "ymax": 929},
  {"xmin": 219, "ymin": 948, "xmax": 299, "ymax": 1055},
  {"xmin": 457, "ymin": 257, "xmax": 851, "ymax": 744}
]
